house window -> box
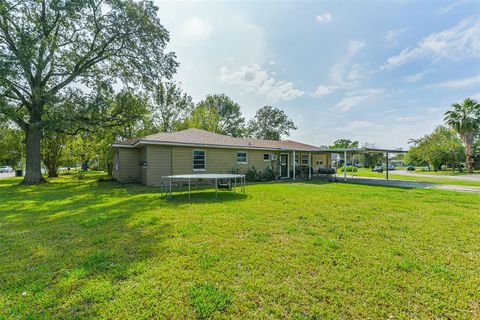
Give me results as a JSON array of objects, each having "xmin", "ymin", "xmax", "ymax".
[
  {"xmin": 193, "ymin": 150, "xmax": 206, "ymax": 171},
  {"xmin": 301, "ymin": 154, "xmax": 309, "ymax": 165},
  {"xmin": 316, "ymin": 160, "xmax": 323, "ymax": 165},
  {"xmin": 294, "ymin": 154, "xmax": 299, "ymax": 165},
  {"xmin": 237, "ymin": 151, "xmax": 248, "ymax": 164},
  {"xmin": 264, "ymin": 154, "xmax": 270, "ymax": 161}
]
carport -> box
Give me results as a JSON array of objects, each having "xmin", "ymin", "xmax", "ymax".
[{"xmin": 312, "ymin": 148, "xmax": 408, "ymax": 182}]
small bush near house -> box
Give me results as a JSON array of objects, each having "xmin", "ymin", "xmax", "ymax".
[
  {"xmin": 340, "ymin": 165, "xmax": 358, "ymax": 173},
  {"xmin": 245, "ymin": 167, "xmax": 261, "ymax": 182},
  {"xmin": 261, "ymin": 165, "xmax": 278, "ymax": 181}
]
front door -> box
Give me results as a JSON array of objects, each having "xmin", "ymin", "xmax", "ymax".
[{"xmin": 280, "ymin": 153, "xmax": 289, "ymax": 178}]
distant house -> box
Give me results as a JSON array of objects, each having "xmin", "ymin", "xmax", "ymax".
[
  {"xmin": 111, "ymin": 128, "xmax": 332, "ymax": 185},
  {"xmin": 474, "ymin": 157, "xmax": 480, "ymax": 170}
]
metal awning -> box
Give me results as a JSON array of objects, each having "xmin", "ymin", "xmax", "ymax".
[{"xmin": 315, "ymin": 148, "xmax": 407, "ymax": 154}]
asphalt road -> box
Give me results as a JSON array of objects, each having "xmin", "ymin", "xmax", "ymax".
[
  {"xmin": 0, "ymin": 172, "xmax": 15, "ymax": 179},
  {"xmin": 393, "ymin": 170, "xmax": 480, "ymax": 181}
]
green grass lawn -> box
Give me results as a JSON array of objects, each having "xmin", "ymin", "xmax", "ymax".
[
  {"xmin": 1, "ymin": 174, "xmax": 479, "ymax": 319},
  {"xmin": 353, "ymin": 168, "xmax": 480, "ymax": 187}
]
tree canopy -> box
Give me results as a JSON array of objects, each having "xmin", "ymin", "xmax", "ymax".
[
  {"xmin": 330, "ymin": 139, "xmax": 359, "ymax": 149},
  {"xmin": 444, "ymin": 98, "xmax": 480, "ymax": 173},
  {"xmin": 406, "ymin": 126, "xmax": 465, "ymax": 172},
  {"xmin": 191, "ymin": 94, "xmax": 245, "ymax": 137},
  {"xmin": 247, "ymin": 106, "xmax": 297, "ymax": 141},
  {"xmin": 152, "ymin": 82, "xmax": 193, "ymax": 133},
  {"xmin": 0, "ymin": 0, "xmax": 177, "ymax": 183}
]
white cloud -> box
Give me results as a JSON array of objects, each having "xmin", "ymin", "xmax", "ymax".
[
  {"xmin": 348, "ymin": 40, "xmax": 366, "ymax": 54},
  {"xmin": 334, "ymin": 89, "xmax": 385, "ymax": 112},
  {"xmin": 316, "ymin": 12, "xmax": 333, "ymax": 23},
  {"xmin": 313, "ymin": 85, "xmax": 338, "ymax": 97},
  {"xmin": 403, "ymin": 70, "xmax": 428, "ymax": 83},
  {"xmin": 219, "ymin": 64, "xmax": 304, "ymax": 102},
  {"xmin": 314, "ymin": 40, "xmax": 367, "ymax": 97},
  {"xmin": 346, "ymin": 64, "xmax": 367, "ymax": 81},
  {"xmin": 383, "ymin": 17, "xmax": 480, "ymax": 70},
  {"xmin": 426, "ymin": 75, "xmax": 480, "ymax": 88},
  {"xmin": 438, "ymin": 0, "xmax": 471, "ymax": 14},
  {"xmin": 180, "ymin": 18, "xmax": 213, "ymax": 42},
  {"xmin": 383, "ymin": 28, "xmax": 407, "ymax": 47}
]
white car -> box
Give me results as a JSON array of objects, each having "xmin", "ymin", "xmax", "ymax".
[{"xmin": 0, "ymin": 166, "xmax": 14, "ymax": 173}]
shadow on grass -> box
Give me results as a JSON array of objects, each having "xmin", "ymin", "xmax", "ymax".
[{"xmin": 0, "ymin": 175, "xmax": 177, "ymax": 318}]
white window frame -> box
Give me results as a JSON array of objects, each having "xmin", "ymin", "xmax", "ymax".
[
  {"xmin": 294, "ymin": 154, "xmax": 299, "ymax": 165},
  {"xmin": 237, "ymin": 151, "xmax": 248, "ymax": 164},
  {"xmin": 192, "ymin": 150, "xmax": 207, "ymax": 171},
  {"xmin": 263, "ymin": 153, "xmax": 271, "ymax": 161},
  {"xmin": 301, "ymin": 154, "xmax": 309, "ymax": 166}
]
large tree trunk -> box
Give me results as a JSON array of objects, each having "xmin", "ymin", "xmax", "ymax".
[
  {"xmin": 22, "ymin": 125, "xmax": 46, "ymax": 184},
  {"xmin": 466, "ymin": 142, "xmax": 474, "ymax": 174}
]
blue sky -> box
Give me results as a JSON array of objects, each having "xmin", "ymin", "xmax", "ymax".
[{"xmin": 156, "ymin": 0, "xmax": 480, "ymax": 149}]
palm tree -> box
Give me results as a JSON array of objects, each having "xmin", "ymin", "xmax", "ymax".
[{"xmin": 444, "ymin": 98, "xmax": 480, "ymax": 173}]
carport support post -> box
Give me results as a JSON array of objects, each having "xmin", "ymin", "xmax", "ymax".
[
  {"xmin": 386, "ymin": 152, "xmax": 389, "ymax": 180},
  {"xmin": 343, "ymin": 151, "xmax": 347, "ymax": 182},
  {"xmin": 309, "ymin": 152, "xmax": 312, "ymax": 180},
  {"xmin": 293, "ymin": 150, "xmax": 296, "ymax": 180}
]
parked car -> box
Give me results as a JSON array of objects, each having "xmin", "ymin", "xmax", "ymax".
[
  {"xmin": 407, "ymin": 165, "xmax": 416, "ymax": 171},
  {"xmin": 0, "ymin": 166, "xmax": 14, "ymax": 173},
  {"xmin": 387, "ymin": 165, "xmax": 395, "ymax": 171},
  {"xmin": 372, "ymin": 166, "xmax": 383, "ymax": 173}
]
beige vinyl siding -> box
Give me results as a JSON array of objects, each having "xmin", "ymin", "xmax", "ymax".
[
  {"xmin": 289, "ymin": 152, "xmax": 331, "ymax": 173},
  {"xmin": 146, "ymin": 145, "xmax": 172, "ymax": 186},
  {"xmin": 117, "ymin": 148, "xmax": 140, "ymax": 182},
  {"xmin": 312, "ymin": 154, "xmax": 329, "ymax": 170},
  {"xmin": 171, "ymin": 147, "xmax": 278, "ymax": 175},
  {"xmin": 112, "ymin": 149, "xmax": 120, "ymax": 180},
  {"xmin": 140, "ymin": 147, "xmax": 148, "ymax": 185}
]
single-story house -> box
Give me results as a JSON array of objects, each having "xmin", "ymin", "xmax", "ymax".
[{"xmin": 111, "ymin": 128, "xmax": 333, "ymax": 186}]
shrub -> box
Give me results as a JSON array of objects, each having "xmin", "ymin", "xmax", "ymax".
[
  {"xmin": 339, "ymin": 165, "xmax": 358, "ymax": 173},
  {"xmin": 261, "ymin": 165, "xmax": 278, "ymax": 181},
  {"xmin": 245, "ymin": 167, "xmax": 261, "ymax": 182}
]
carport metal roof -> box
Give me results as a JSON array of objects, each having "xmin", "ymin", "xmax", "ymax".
[{"xmin": 314, "ymin": 147, "xmax": 407, "ymax": 154}]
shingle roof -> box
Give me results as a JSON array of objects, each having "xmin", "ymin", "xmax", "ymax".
[{"xmin": 113, "ymin": 128, "xmax": 321, "ymax": 151}]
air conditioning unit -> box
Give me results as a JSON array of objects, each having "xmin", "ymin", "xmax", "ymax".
[{"xmin": 270, "ymin": 154, "xmax": 278, "ymax": 161}]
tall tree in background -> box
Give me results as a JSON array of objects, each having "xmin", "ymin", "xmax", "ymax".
[
  {"xmin": 329, "ymin": 139, "xmax": 359, "ymax": 149},
  {"xmin": 0, "ymin": 0, "xmax": 177, "ymax": 184},
  {"xmin": 152, "ymin": 82, "xmax": 193, "ymax": 133},
  {"xmin": 187, "ymin": 104, "xmax": 222, "ymax": 133},
  {"xmin": 0, "ymin": 120, "xmax": 23, "ymax": 167},
  {"xmin": 361, "ymin": 143, "xmax": 384, "ymax": 168},
  {"xmin": 444, "ymin": 98, "xmax": 480, "ymax": 173},
  {"xmin": 41, "ymin": 132, "xmax": 66, "ymax": 177},
  {"xmin": 247, "ymin": 106, "xmax": 297, "ymax": 141},
  {"xmin": 406, "ymin": 126, "xmax": 465, "ymax": 172},
  {"xmin": 192, "ymin": 94, "xmax": 245, "ymax": 137}
]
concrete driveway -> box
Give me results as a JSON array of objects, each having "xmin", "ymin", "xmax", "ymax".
[{"xmin": 342, "ymin": 176, "xmax": 480, "ymax": 193}]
